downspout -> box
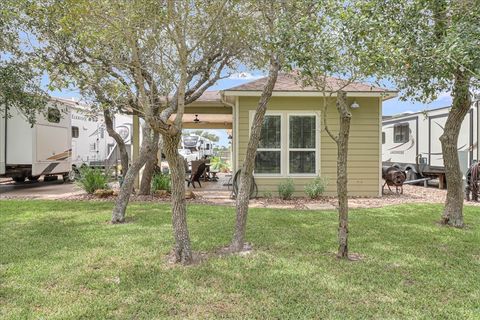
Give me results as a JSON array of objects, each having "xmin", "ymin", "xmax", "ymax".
[
  {"xmin": 476, "ymin": 98, "xmax": 480, "ymax": 163},
  {"xmin": 220, "ymin": 91, "xmax": 236, "ymax": 172},
  {"xmin": 220, "ymin": 91, "xmax": 235, "ymax": 110},
  {"xmin": 4, "ymin": 98, "xmax": 8, "ymax": 170}
]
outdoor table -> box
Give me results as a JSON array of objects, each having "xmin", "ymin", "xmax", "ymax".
[
  {"xmin": 203, "ymin": 163, "xmax": 212, "ymax": 181},
  {"xmin": 210, "ymin": 169, "xmax": 219, "ymax": 182}
]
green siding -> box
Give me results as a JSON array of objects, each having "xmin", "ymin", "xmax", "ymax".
[{"xmin": 237, "ymin": 96, "xmax": 381, "ymax": 197}]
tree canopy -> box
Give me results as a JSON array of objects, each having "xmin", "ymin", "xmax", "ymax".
[{"xmin": 0, "ymin": 0, "xmax": 48, "ymax": 123}]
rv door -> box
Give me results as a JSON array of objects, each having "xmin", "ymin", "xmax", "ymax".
[{"xmin": 32, "ymin": 105, "xmax": 72, "ymax": 176}]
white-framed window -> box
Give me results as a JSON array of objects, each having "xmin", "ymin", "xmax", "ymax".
[
  {"xmin": 250, "ymin": 111, "xmax": 320, "ymax": 177},
  {"xmin": 255, "ymin": 114, "xmax": 282, "ymax": 175},
  {"xmin": 72, "ymin": 126, "xmax": 79, "ymax": 138},
  {"xmin": 394, "ymin": 123, "xmax": 409, "ymax": 143},
  {"xmin": 288, "ymin": 114, "xmax": 317, "ymax": 175}
]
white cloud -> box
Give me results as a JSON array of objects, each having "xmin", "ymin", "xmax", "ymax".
[
  {"xmin": 437, "ymin": 91, "xmax": 452, "ymax": 100},
  {"xmin": 228, "ymin": 72, "xmax": 263, "ymax": 80}
]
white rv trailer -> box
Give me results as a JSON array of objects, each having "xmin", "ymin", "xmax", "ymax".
[
  {"xmin": 0, "ymin": 101, "xmax": 72, "ymax": 182},
  {"xmin": 181, "ymin": 134, "xmax": 215, "ymax": 159},
  {"xmin": 67, "ymin": 100, "xmax": 133, "ymax": 169},
  {"xmin": 382, "ymin": 102, "xmax": 479, "ymax": 180}
]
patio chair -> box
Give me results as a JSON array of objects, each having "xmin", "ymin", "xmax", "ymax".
[
  {"xmin": 186, "ymin": 162, "xmax": 207, "ymax": 188},
  {"xmin": 190, "ymin": 160, "xmax": 203, "ymax": 175}
]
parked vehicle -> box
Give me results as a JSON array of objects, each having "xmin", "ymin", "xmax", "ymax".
[
  {"xmin": 178, "ymin": 148, "xmax": 198, "ymax": 162},
  {"xmin": 382, "ymin": 102, "xmax": 479, "ymax": 180},
  {"xmin": 68, "ymin": 100, "xmax": 132, "ymax": 170},
  {"xmin": 0, "ymin": 100, "xmax": 72, "ymax": 182},
  {"xmin": 181, "ymin": 134, "xmax": 215, "ymax": 159}
]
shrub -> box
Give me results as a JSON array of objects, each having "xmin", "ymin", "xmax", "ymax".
[
  {"xmin": 278, "ymin": 179, "xmax": 295, "ymax": 200},
  {"xmin": 210, "ymin": 156, "xmax": 231, "ymax": 173},
  {"xmin": 304, "ymin": 176, "xmax": 328, "ymax": 199},
  {"xmin": 263, "ymin": 191, "xmax": 273, "ymax": 199},
  {"xmin": 151, "ymin": 173, "xmax": 171, "ymax": 192},
  {"xmin": 76, "ymin": 166, "xmax": 109, "ymax": 194}
]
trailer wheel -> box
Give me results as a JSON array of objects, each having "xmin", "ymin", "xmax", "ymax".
[
  {"xmin": 27, "ymin": 175, "xmax": 40, "ymax": 182},
  {"xmin": 12, "ymin": 176, "xmax": 25, "ymax": 183},
  {"xmin": 406, "ymin": 169, "xmax": 419, "ymax": 181},
  {"xmin": 64, "ymin": 170, "xmax": 77, "ymax": 183}
]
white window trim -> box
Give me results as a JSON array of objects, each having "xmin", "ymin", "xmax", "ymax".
[
  {"xmin": 287, "ymin": 113, "xmax": 320, "ymax": 177},
  {"xmin": 250, "ymin": 112, "xmax": 284, "ymax": 176},
  {"xmin": 249, "ymin": 110, "xmax": 321, "ymax": 178}
]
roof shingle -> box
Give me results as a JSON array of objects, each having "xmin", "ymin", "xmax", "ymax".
[{"xmin": 225, "ymin": 72, "xmax": 392, "ymax": 93}]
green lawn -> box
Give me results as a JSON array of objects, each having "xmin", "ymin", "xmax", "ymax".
[{"xmin": 0, "ymin": 201, "xmax": 479, "ymax": 319}]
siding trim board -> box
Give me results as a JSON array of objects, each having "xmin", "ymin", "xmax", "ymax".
[{"xmin": 234, "ymin": 96, "xmax": 239, "ymax": 172}]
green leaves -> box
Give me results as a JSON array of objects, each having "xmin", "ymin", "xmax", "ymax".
[
  {"xmin": 364, "ymin": 0, "xmax": 480, "ymax": 101},
  {"xmin": 0, "ymin": 62, "xmax": 49, "ymax": 124}
]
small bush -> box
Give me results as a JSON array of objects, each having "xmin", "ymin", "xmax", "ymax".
[
  {"xmin": 210, "ymin": 156, "xmax": 231, "ymax": 173},
  {"xmin": 263, "ymin": 191, "xmax": 273, "ymax": 199},
  {"xmin": 76, "ymin": 167, "xmax": 109, "ymax": 194},
  {"xmin": 278, "ymin": 179, "xmax": 295, "ymax": 200},
  {"xmin": 304, "ymin": 176, "xmax": 328, "ymax": 199},
  {"xmin": 151, "ymin": 173, "xmax": 171, "ymax": 192}
]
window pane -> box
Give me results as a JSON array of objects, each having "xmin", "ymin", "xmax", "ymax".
[
  {"xmin": 72, "ymin": 126, "xmax": 79, "ymax": 138},
  {"xmin": 289, "ymin": 116, "xmax": 315, "ymax": 148},
  {"xmin": 259, "ymin": 115, "xmax": 281, "ymax": 149},
  {"xmin": 255, "ymin": 151, "xmax": 281, "ymax": 174},
  {"xmin": 290, "ymin": 151, "xmax": 315, "ymax": 174},
  {"xmin": 394, "ymin": 123, "xmax": 409, "ymax": 143}
]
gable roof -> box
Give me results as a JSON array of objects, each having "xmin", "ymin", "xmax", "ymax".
[{"xmin": 224, "ymin": 72, "xmax": 395, "ymax": 94}]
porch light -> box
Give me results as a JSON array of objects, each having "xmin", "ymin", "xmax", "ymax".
[{"xmin": 350, "ymin": 101, "xmax": 360, "ymax": 109}]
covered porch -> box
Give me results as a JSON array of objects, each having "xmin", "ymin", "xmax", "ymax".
[{"xmin": 131, "ymin": 91, "xmax": 237, "ymax": 192}]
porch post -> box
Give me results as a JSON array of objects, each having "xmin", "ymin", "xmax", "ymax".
[{"xmin": 132, "ymin": 114, "xmax": 140, "ymax": 189}]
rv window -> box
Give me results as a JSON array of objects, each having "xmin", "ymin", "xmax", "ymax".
[
  {"xmin": 382, "ymin": 132, "xmax": 385, "ymax": 144},
  {"xmin": 394, "ymin": 123, "xmax": 409, "ymax": 143},
  {"xmin": 47, "ymin": 107, "xmax": 61, "ymax": 123},
  {"xmin": 72, "ymin": 126, "xmax": 79, "ymax": 138}
]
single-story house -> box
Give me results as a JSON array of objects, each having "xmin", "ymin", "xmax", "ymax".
[{"xmin": 136, "ymin": 73, "xmax": 397, "ymax": 197}]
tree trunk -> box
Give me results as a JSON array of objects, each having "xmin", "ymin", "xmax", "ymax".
[
  {"xmin": 439, "ymin": 70, "xmax": 471, "ymax": 227},
  {"xmin": 336, "ymin": 91, "xmax": 351, "ymax": 258},
  {"xmin": 163, "ymin": 131, "xmax": 193, "ymax": 264},
  {"xmin": 103, "ymin": 109, "xmax": 129, "ymax": 175},
  {"xmin": 139, "ymin": 131, "xmax": 160, "ymax": 195},
  {"xmin": 230, "ymin": 57, "xmax": 280, "ymax": 252},
  {"xmin": 111, "ymin": 124, "xmax": 151, "ymax": 223}
]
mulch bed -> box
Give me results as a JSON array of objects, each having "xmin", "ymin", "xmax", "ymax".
[{"xmin": 3, "ymin": 184, "xmax": 480, "ymax": 209}]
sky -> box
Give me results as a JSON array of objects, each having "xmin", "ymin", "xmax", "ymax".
[{"xmin": 48, "ymin": 71, "xmax": 454, "ymax": 147}]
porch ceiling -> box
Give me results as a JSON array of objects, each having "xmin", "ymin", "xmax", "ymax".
[{"xmin": 169, "ymin": 113, "xmax": 233, "ymax": 129}]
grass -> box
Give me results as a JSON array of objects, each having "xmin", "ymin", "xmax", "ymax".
[{"xmin": 1, "ymin": 201, "xmax": 479, "ymax": 319}]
